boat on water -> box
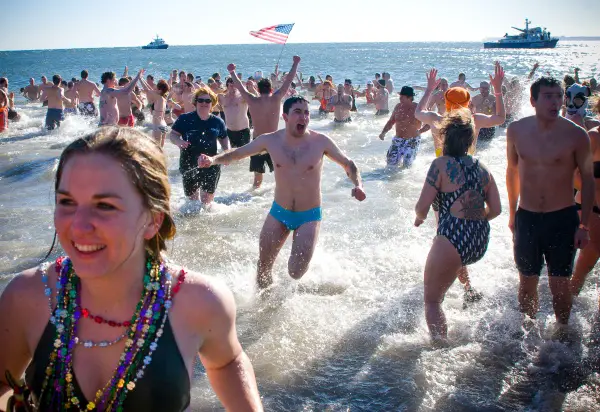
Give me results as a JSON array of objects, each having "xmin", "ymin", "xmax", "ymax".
[
  {"xmin": 484, "ymin": 19, "xmax": 558, "ymax": 49},
  {"xmin": 142, "ymin": 35, "xmax": 168, "ymax": 50}
]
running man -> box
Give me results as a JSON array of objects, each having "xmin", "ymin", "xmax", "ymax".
[
  {"xmin": 40, "ymin": 75, "xmax": 72, "ymax": 130},
  {"xmin": 75, "ymin": 70, "xmax": 101, "ymax": 116},
  {"xmin": 198, "ymin": 96, "xmax": 366, "ymax": 289},
  {"xmin": 227, "ymin": 56, "xmax": 301, "ymax": 188},
  {"xmin": 507, "ymin": 76, "xmax": 594, "ymax": 327},
  {"xmin": 219, "ymin": 77, "xmax": 251, "ymax": 148},
  {"xmin": 379, "ymin": 86, "xmax": 430, "ymax": 168}
]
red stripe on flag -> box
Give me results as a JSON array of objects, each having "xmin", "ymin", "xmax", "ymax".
[
  {"xmin": 250, "ymin": 31, "xmax": 287, "ymax": 44},
  {"xmin": 252, "ymin": 31, "xmax": 287, "ymax": 43}
]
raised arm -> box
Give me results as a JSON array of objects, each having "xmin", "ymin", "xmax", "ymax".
[
  {"xmin": 274, "ymin": 56, "xmax": 301, "ymax": 97},
  {"xmin": 506, "ymin": 123, "xmax": 520, "ymax": 232},
  {"xmin": 474, "ymin": 62, "xmax": 506, "ymax": 129},
  {"xmin": 199, "ymin": 135, "xmax": 270, "ymax": 167},
  {"xmin": 415, "ymin": 68, "xmax": 443, "ymax": 126},
  {"xmin": 528, "ymin": 62, "xmax": 540, "ymax": 80},
  {"xmin": 108, "ymin": 69, "xmax": 144, "ymax": 96},
  {"xmin": 227, "ymin": 63, "xmax": 256, "ymax": 101},
  {"xmin": 122, "ymin": 66, "xmax": 129, "ymax": 78},
  {"xmin": 415, "ymin": 160, "xmax": 441, "ymax": 226},
  {"xmin": 323, "ymin": 135, "xmax": 366, "ymax": 200}
]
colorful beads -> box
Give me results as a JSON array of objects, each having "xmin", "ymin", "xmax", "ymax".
[{"xmin": 36, "ymin": 256, "xmax": 178, "ymax": 411}]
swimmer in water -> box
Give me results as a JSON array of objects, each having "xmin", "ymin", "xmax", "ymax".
[{"xmin": 198, "ymin": 96, "xmax": 366, "ymax": 289}]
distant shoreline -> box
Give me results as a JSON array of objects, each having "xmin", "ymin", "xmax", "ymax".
[{"xmin": 2, "ymin": 38, "xmax": 599, "ymax": 53}]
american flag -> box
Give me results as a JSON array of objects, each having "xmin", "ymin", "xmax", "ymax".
[{"xmin": 249, "ymin": 24, "xmax": 295, "ymax": 45}]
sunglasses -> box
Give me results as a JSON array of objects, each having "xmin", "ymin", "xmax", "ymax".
[{"xmin": 196, "ymin": 98, "xmax": 212, "ymax": 104}]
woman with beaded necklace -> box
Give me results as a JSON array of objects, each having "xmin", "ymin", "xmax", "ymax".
[{"xmin": 0, "ymin": 127, "xmax": 263, "ymax": 411}]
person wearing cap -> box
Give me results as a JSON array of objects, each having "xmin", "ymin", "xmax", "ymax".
[
  {"xmin": 379, "ymin": 86, "xmax": 430, "ymax": 168},
  {"xmin": 416, "ymin": 64, "xmax": 505, "ymax": 156},
  {"xmin": 374, "ymin": 79, "xmax": 389, "ymax": 116},
  {"xmin": 328, "ymin": 84, "xmax": 353, "ymax": 124}
]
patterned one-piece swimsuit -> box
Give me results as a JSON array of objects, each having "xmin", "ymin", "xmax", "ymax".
[{"xmin": 435, "ymin": 157, "xmax": 490, "ymax": 265}]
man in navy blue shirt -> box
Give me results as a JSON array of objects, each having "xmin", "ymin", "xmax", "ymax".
[{"xmin": 169, "ymin": 87, "xmax": 229, "ymax": 207}]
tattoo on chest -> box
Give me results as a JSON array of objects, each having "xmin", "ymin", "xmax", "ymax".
[
  {"xmin": 459, "ymin": 191, "xmax": 485, "ymax": 220},
  {"xmin": 426, "ymin": 163, "xmax": 440, "ymax": 188},
  {"xmin": 446, "ymin": 160, "xmax": 465, "ymax": 184}
]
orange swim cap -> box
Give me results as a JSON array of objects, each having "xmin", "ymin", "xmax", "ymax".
[{"xmin": 444, "ymin": 87, "xmax": 471, "ymax": 112}]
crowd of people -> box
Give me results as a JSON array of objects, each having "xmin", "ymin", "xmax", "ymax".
[{"xmin": 0, "ymin": 56, "xmax": 599, "ymax": 410}]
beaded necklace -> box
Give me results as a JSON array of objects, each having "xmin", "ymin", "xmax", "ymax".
[{"xmin": 38, "ymin": 256, "xmax": 175, "ymax": 412}]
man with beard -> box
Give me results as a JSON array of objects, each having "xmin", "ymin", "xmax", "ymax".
[{"xmin": 198, "ymin": 96, "xmax": 366, "ymax": 289}]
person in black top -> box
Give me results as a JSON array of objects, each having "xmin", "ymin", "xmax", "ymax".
[{"xmin": 169, "ymin": 87, "xmax": 229, "ymax": 207}]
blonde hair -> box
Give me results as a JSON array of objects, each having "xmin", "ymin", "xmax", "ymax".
[
  {"xmin": 193, "ymin": 87, "xmax": 218, "ymax": 109},
  {"xmin": 55, "ymin": 127, "xmax": 176, "ymax": 257}
]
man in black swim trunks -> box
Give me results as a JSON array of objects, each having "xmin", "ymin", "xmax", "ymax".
[
  {"xmin": 218, "ymin": 78, "xmax": 251, "ymax": 148},
  {"xmin": 169, "ymin": 87, "xmax": 230, "ymax": 208},
  {"xmin": 507, "ymin": 76, "xmax": 594, "ymax": 327}
]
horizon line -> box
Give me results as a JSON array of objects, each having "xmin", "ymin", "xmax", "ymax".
[{"xmin": 1, "ymin": 37, "xmax": 599, "ymax": 53}]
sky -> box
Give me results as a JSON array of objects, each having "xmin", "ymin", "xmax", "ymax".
[{"xmin": 2, "ymin": 0, "xmax": 598, "ymax": 51}]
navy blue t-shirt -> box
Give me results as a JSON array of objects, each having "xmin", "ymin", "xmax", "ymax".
[{"xmin": 172, "ymin": 112, "xmax": 227, "ymax": 170}]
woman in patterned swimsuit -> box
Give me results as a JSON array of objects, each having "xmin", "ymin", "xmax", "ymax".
[{"xmin": 414, "ymin": 109, "xmax": 502, "ymax": 343}]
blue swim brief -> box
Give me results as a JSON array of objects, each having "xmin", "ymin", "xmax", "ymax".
[{"xmin": 269, "ymin": 201, "xmax": 322, "ymax": 231}]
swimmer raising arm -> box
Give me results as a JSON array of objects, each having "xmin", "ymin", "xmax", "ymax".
[
  {"xmin": 415, "ymin": 68, "xmax": 443, "ymax": 125},
  {"xmin": 473, "ymin": 62, "xmax": 506, "ymax": 129}
]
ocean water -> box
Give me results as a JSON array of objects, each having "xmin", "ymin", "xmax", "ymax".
[{"xmin": 1, "ymin": 41, "xmax": 600, "ymax": 411}]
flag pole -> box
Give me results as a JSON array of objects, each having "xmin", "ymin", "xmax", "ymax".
[{"xmin": 275, "ymin": 42, "xmax": 287, "ymax": 67}]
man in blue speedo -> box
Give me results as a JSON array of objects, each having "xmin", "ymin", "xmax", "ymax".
[{"xmin": 198, "ymin": 96, "xmax": 366, "ymax": 289}]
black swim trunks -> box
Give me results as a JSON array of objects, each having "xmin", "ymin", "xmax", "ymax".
[
  {"xmin": 513, "ymin": 206, "xmax": 579, "ymax": 277},
  {"xmin": 250, "ymin": 153, "xmax": 274, "ymax": 174},
  {"xmin": 46, "ymin": 108, "xmax": 64, "ymax": 130},
  {"xmin": 78, "ymin": 101, "xmax": 97, "ymax": 116},
  {"xmin": 227, "ymin": 128, "xmax": 251, "ymax": 148},
  {"xmin": 334, "ymin": 117, "xmax": 352, "ymax": 124},
  {"xmin": 182, "ymin": 165, "xmax": 221, "ymax": 196},
  {"xmin": 478, "ymin": 127, "xmax": 496, "ymax": 141}
]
